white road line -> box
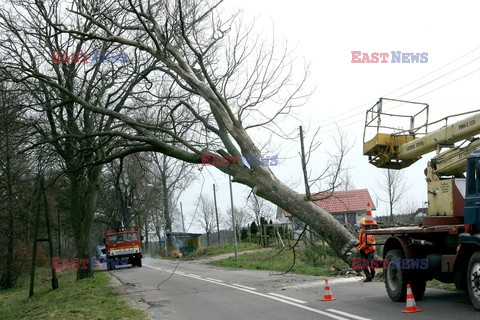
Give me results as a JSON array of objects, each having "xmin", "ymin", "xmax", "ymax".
[
  {"xmin": 144, "ymin": 265, "xmax": 352, "ymax": 320},
  {"xmin": 206, "ymin": 278, "xmax": 224, "ymax": 282},
  {"xmin": 232, "ymin": 284, "xmax": 257, "ymax": 291},
  {"xmin": 268, "ymin": 293, "xmax": 307, "ymax": 304},
  {"xmin": 283, "ymin": 277, "xmax": 363, "ymax": 290},
  {"xmin": 327, "ymin": 309, "xmax": 372, "ymax": 320},
  {"xmin": 187, "ymin": 274, "xmax": 202, "ymax": 278}
]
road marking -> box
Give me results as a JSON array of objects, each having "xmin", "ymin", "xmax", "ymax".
[
  {"xmin": 326, "ymin": 309, "xmax": 372, "ymax": 320},
  {"xmin": 187, "ymin": 274, "xmax": 202, "ymax": 278},
  {"xmin": 206, "ymin": 278, "xmax": 224, "ymax": 282},
  {"xmin": 232, "ymin": 284, "xmax": 257, "ymax": 291},
  {"xmin": 268, "ymin": 292, "xmax": 307, "ymax": 304},
  {"xmin": 144, "ymin": 265, "xmax": 353, "ymax": 320},
  {"xmin": 283, "ymin": 277, "xmax": 363, "ymax": 290}
]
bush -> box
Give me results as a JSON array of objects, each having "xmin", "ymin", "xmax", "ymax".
[{"xmin": 250, "ymin": 221, "xmax": 258, "ymax": 236}]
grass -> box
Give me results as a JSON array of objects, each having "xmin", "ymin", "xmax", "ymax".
[
  {"xmin": 179, "ymin": 242, "xmax": 262, "ymax": 260},
  {"xmin": 148, "ymin": 242, "xmax": 261, "ymax": 260},
  {"xmin": 427, "ymin": 279, "xmax": 458, "ymax": 292},
  {"xmin": 201, "ymin": 242, "xmax": 262, "ymax": 256},
  {"xmin": 211, "ymin": 245, "xmax": 346, "ymax": 276},
  {"xmin": 0, "ymin": 268, "xmax": 147, "ymax": 320}
]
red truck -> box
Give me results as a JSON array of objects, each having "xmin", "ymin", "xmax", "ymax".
[
  {"xmin": 363, "ymin": 99, "xmax": 480, "ymax": 310},
  {"xmin": 103, "ymin": 225, "xmax": 143, "ymax": 269}
]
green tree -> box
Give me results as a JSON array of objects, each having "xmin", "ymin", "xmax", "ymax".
[
  {"xmin": 240, "ymin": 227, "xmax": 248, "ymax": 241},
  {"xmin": 250, "ymin": 221, "xmax": 258, "ymax": 236}
]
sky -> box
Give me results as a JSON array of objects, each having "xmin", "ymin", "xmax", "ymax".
[{"xmin": 177, "ymin": 0, "xmax": 480, "ymax": 233}]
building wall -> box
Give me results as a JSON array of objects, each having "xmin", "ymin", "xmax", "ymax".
[{"xmin": 332, "ymin": 210, "xmax": 367, "ymax": 225}]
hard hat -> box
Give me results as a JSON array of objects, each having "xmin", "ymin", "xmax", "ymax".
[{"xmin": 359, "ymin": 218, "xmax": 366, "ymax": 225}]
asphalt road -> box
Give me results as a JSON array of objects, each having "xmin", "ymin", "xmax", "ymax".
[{"xmin": 108, "ymin": 257, "xmax": 479, "ymax": 319}]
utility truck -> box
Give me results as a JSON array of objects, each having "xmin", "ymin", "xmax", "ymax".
[{"xmin": 363, "ymin": 98, "xmax": 480, "ymax": 310}]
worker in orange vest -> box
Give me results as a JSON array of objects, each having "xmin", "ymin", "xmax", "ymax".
[{"xmin": 356, "ymin": 217, "xmax": 377, "ymax": 282}]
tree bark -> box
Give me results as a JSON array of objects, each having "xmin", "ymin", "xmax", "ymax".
[
  {"xmin": 68, "ymin": 165, "xmax": 102, "ymax": 280},
  {"xmin": 161, "ymin": 168, "xmax": 175, "ymax": 254}
]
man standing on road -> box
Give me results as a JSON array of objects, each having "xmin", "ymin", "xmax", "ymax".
[{"xmin": 356, "ymin": 218, "xmax": 377, "ymax": 282}]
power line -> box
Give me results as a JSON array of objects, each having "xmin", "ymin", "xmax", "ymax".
[
  {"xmin": 395, "ymin": 55, "xmax": 480, "ymax": 99},
  {"xmin": 310, "ymin": 46, "xmax": 480, "ymax": 130},
  {"xmin": 315, "ymin": 60, "xmax": 480, "ymax": 135}
]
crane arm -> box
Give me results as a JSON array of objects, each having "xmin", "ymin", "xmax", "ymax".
[{"xmin": 364, "ymin": 98, "xmax": 480, "ymax": 171}]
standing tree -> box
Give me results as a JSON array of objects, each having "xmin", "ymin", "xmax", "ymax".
[
  {"xmin": 250, "ymin": 221, "xmax": 258, "ymax": 237},
  {"xmin": 377, "ymin": 169, "xmax": 408, "ymax": 223},
  {"xmin": 0, "ymin": 2, "xmax": 161, "ymax": 279},
  {"xmin": 0, "ymin": 82, "xmax": 31, "ymax": 289},
  {"xmin": 225, "ymin": 206, "xmax": 248, "ymax": 244},
  {"xmin": 150, "ymin": 153, "xmax": 196, "ymax": 252},
  {"xmin": 197, "ymin": 195, "xmax": 216, "ymax": 246}
]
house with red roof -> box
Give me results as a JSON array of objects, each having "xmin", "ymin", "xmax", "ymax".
[{"xmin": 278, "ymin": 189, "xmax": 376, "ymax": 225}]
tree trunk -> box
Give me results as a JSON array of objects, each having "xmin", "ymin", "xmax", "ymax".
[
  {"xmin": 144, "ymin": 217, "xmax": 149, "ymax": 252},
  {"xmin": 206, "ymin": 232, "xmax": 210, "ymax": 246},
  {"xmin": 41, "ymin": 177, "xmax": 58, "ymax": 290},
  {"xmin": 3, "ymin": 134, "xmax": 15, "ymax": 288},
  {"xmin": 68, "ymin": 166, "xmax": 102, "ymax": 280},
  {"xmin": 160, "ymin": 169, "xmax": 175, "ymax": 254},
  {"xmin": 233, "ymin": 169, "xmax": 358, "ymax": 264}
]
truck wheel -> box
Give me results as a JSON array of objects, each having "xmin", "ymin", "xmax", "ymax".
[
  {"xmin": 411, "ymin": 279, "xmax": 426, "ymax": 301},
  {"xmin": 384, "ymin": 249, "xmax": 408, "ymax": 302},
  {"xmin": 104, "ymin": 256, "xmax": 110, "ymax": 270},
  {"xmin": 467, "ymin": 252, "xmax": 480, "ymax": 310}
]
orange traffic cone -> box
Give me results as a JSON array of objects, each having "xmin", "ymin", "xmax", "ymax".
[
  {"xmin": 363, "ymin": 202, "xmax": 377, "ymax": 226},
  {"xmin": 321, "ymin": 278, "xmax": 336, "ymax": 301},
  {"xmin": 402, "ymin": 284, "xmax": 423, "ymax": 313}
]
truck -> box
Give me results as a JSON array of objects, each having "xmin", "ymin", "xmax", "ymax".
[
  {"xmin": 363, "ymin": 98, "xmax": 480, "ymax": 310},
  {"xmin": 103, "ymin": 225, "xmax": 143, "ymax": 269}
]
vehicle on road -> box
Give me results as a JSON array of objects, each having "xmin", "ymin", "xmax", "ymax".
[
  {"xmin": 363, "ymin": 98, "xmax": 480, "ymax": 310},
  {"xmin": 104, "ymin": 225, "xmax": 143, "ymax": 269},
  {"xmin": 96, "ymin": 245, "xmax": 106, "ymax": 260}
]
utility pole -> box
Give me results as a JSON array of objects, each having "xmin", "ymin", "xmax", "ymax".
[
  {"xmin": 180, "ymin": 202, "xmax": 186, "ymax": 233},
  {"xmin": 213, "ymin": 184, "xmax": 221, "ymax": 245},
  {"xmin": 57, "ymin": 208, "xmax": 61, "ymax": 257},
  {"xmin": 299, "ymin": 126, "xmax": 312, "ymax": 243},
  {"xmin": 299, "ymin": 125, "xmax": 311, "ymax": 200},
  {"xmin": 228, "ymin": 176, "xmax": 238, "ymax": 261}
]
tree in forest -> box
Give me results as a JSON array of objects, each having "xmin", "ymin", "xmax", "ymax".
[
  {"xmin": 0, "ymin": 82, "xmax": 32, "ymax": 288},
  {"xmin": 0, "ymin": 2, "xmax": 161, "ymax": 279}
]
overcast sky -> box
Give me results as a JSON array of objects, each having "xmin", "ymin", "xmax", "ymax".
[{"xmin": 178, "ymin": 0, "xmax": 480, "ymax": 233}]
